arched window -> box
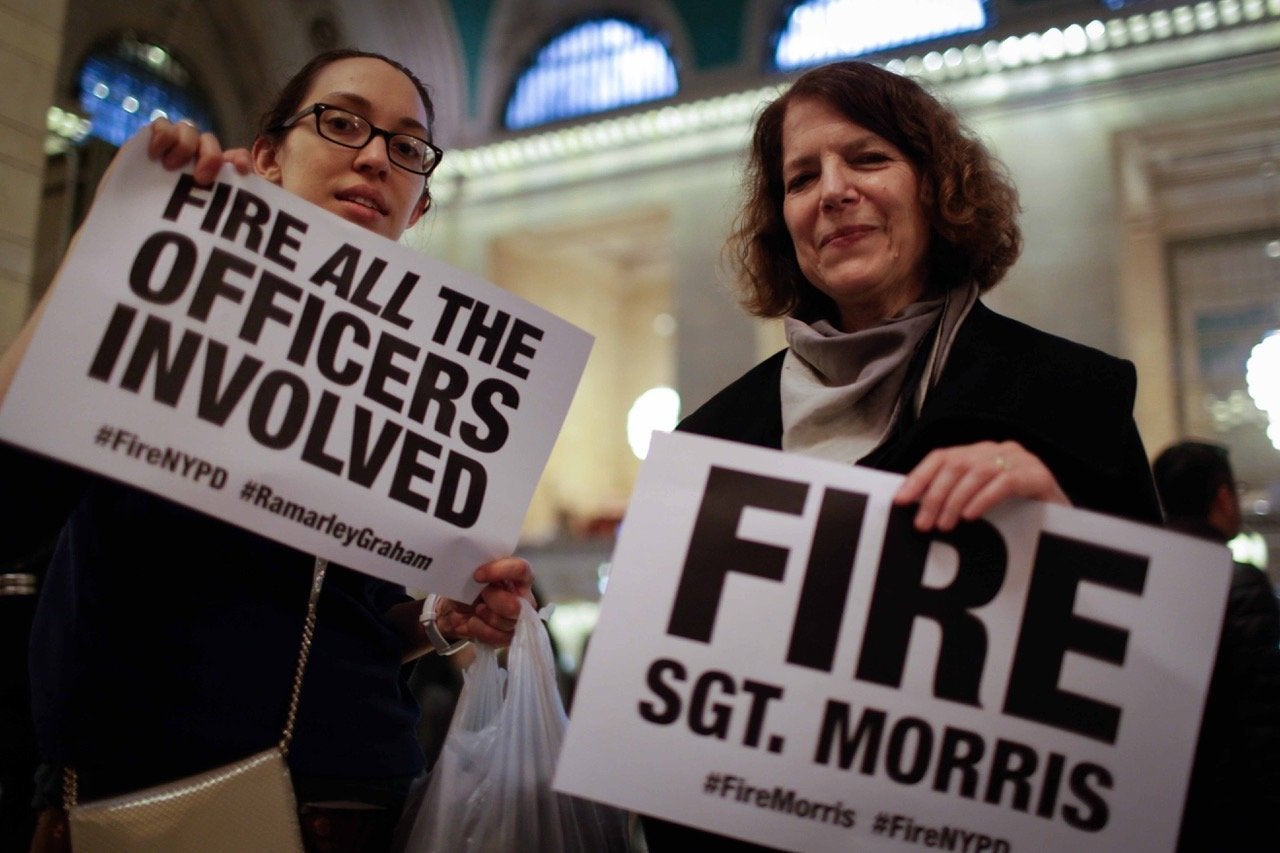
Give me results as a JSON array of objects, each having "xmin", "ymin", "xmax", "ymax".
[
  {"xmin": 773, "ymin": 0, "xmax": 989, "ymax": 71},
  {"xmin": 78, "ymin": 38, "xmax": 214, "ymax": 147},
  {"xmin": 504, "ymin": 18, "xmax": 679, "ymax": 131}
]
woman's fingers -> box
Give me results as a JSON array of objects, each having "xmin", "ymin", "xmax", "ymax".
[
  {"xmin": 474, "ymin": 556, "xmax": 535, "ymax": 619},
  {"xmin": 443, "ymin": 602, "xmax": 518, "ymax": 647},
  {"xmin": 432, "ymin": 557, "xmax": 537, "ymax": 649},
  {"xmin": 146, "ymin": 118, "xmax": 246, "ymax": 184},
  {"xmin": 894, "ymin": 441, "xmax": 1069, "ymax": 531},
  {"xmin": 148, "ymin": 118, "xmax": 199, "ymax": 167}
]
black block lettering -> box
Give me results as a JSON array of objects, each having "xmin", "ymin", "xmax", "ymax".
[{"xmin": 667, "ymin": 467, "xmax": 808, "ymax": 643}]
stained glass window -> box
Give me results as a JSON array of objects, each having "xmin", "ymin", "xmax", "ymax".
[{"xmin": 505, "ymin": 18, "xmax": 679, "ymax": 131}]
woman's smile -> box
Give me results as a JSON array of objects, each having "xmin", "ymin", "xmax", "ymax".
[
  {"xmin": 335, "ymin": 184, "xmax": 390, "ymax": 219},
  {"xmin": 819, "ymin": 223, "xmax": 876, "ymax": 250}
]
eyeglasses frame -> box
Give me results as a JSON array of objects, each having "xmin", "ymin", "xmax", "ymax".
[{"xmin": 270, "ymin": 102, "xmax": 443, "ymax": 178}]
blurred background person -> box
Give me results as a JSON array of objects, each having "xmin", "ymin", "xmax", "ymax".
[{"xmin": 1153, "ymin": 439, "xmax": 1280, "ymax": 852}]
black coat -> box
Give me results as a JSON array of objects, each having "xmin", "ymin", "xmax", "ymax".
[
  {"xmin": 679, "ymin": 302, "xmax": 1160, "ymax": 523},
  {"xmin": 0, "ymin": 443, "xmax": 424, "ymax": 806},
  {"xmin": 645, "ymin": 302, "xmax": 1162, "ymax": 851},
  {"xmin": 1172, "ymin": 521, "xmax": 1280, "ymax": 852}
]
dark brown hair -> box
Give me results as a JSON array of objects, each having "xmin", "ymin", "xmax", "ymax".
[
  {"xmin": 256, "ymin": 49, "xmax": 438, "ymax": 209},
  {"xmin": 1153, "ymin": 440, "xmax": 1236, "ymax": 522},
  {"xmin": 730, "ymin": 61, "xmax": 1022, "ymax": 322}
]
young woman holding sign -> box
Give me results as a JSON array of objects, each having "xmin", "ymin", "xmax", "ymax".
[{"xmin": 0, "ymin": 50, "xmax": 533, "ymax": 852}]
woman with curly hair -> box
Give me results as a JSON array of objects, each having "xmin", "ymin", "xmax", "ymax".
[
  {"xmin": 689, "ymin": 59, "xmax": 1158, "ymax": 527},
  {"xmin": 644, "ymin": 58, "xmax": 1162, "ymax": 850}
]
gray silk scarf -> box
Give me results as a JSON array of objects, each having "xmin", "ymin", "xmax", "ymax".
[{"xmin": 781, "ymin": 282, "xmax": 979, "ymax": 464}]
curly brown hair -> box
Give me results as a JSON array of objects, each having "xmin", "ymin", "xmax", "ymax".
[{"xmin": 730, "ymin": 61, "xmax": 1021, "ymax": 322}]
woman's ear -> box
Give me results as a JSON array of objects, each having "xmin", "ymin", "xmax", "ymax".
[
  {"xmin": 407, "ymin": 190, "xmax": 430, "ymax": 227},
  {"xmin": 251, "ymin": 137, "xmax": 282, "ymax": 184}
]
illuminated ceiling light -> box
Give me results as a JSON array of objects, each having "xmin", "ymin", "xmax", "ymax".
[
  {"xmin": 1246, "ymin": 331, "xmax": 1280, "ymax": 450},
  {"xmin": 1173, "ymin": 5, "xmax": 1198, "ymax": 34},
  {"xmin": 1127, "ymin": 14, "xmax": 1153, "ymax": 43},
  {"xmin": 627, "ymin": 387, "xmax": 680, "ymax": 460},
  {"xmin": 1040, "ymin": 28, "xmax": 1067, "ymax": 60},
  {"xmin": 1265, "ymin": 239, "xmax": 1280, "ymax": 258},
  {"xmin": 45, "ymin": 106, "xmax": 91, "ymax": 142},
  {"xmin": 998, "ymin": 35, "xmax": 1023, "ymax": 66},
  {"xmin": 1085, "ymin": 19, "xmax": 1109, "ymax": 48},
  {"xmin": 1196, "ymin": 1, "xmax": 1221, "ymax": 29},
  {"xmin": 1106, "ymin": 18, "xmax": 1131, "ymax": 48},
  {"xmin": 566, "ymin": 126, "xmax": 588, "ymax": 152},
  {"xmin": 1221, "ymin": 0, "xmax": 1244, "ymax": 24},
  {"xmin": 1023, "ymin": 33, "xmax": 1047, "ymax": 64},
  {"xmin": 1150, "ymin": 10, "xmax": 1176, "ymax": 37},
  {"xmin": 978, "ymin": 39, "xmax": 1000, "ymax": 70},
  {"xmin": 93, "ymin": 82, "xmax": 109, "ymax": 99},
  {"xmin": 1207, "ymin": 389, "xmax": 1261, "ymax": 431},
  {"xmin": 121, "ymin": 96, "xmax": 140, "ymax": 113},
  {"xmin": 1063, "ymin": 24, "xmax": 1090, "ymax": 55}
]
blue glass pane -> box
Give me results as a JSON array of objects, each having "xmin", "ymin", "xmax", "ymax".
[
  {"xmin": 774, "ymin": 0, "xmax": 989, "ymax": 70},
  {"xmin": 505, "ymin": 18, "xmax": 679, "ymax": 130},
  {"xmin": 79, "ymin": 54, "xmax": 214, "ymax": 148}
]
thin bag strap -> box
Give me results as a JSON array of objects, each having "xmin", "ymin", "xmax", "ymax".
[
  {"xmin": 279, "ymin": 556, "xmax": 327, "ymax": 757},
  {"xmin": 64, "ymin": 556, "xmax": 328, "ymax": 806}
]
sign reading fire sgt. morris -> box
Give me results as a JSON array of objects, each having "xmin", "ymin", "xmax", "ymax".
[
  {"xmin": 0, "ymin": 138, "xmax": 591, "ymax": 600},
  {"xmin": 555, "ymin": 432, "xmax": 1231, "ymax": 851}
]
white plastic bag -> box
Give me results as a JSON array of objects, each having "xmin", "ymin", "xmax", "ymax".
[{"xmin": 399, "ymin": 599, "xmax": 630, "ymax": 852}]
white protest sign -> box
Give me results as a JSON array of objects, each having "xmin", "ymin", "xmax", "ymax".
[
  {"xmin": 555, "ymin": 431, "xmax": 1231, "ymax": 852},
  {"xmin": 0, "ymin": 137, "xmax": 592, "ymax": 600}
]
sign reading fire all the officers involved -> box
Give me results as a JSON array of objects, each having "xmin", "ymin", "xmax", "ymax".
[{"xmin": 0, "ymin": 137, "xmax": 592, "ymax": 599}]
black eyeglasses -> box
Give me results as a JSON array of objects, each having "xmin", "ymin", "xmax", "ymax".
[{"xmin": 271, "ymin": 103, "xmax": 443, "ymax": 177}]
